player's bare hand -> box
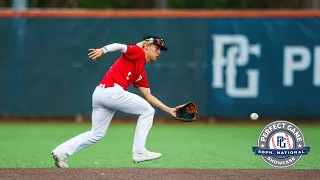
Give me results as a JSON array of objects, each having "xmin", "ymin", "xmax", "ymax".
[
  {"xmin": 88, "ymin": 48, "xmax": 104, "ymax": 61},
  {"xmin": 167, "ymin": 108, "xmax": 177, "ymax": 118}
]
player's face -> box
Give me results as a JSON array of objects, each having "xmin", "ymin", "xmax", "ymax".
[{"xmin": 147, "ymin": 44, "xmax": 161, "ymax": 61}]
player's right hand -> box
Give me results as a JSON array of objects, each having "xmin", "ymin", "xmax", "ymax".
[
  {"xmin": 88, "ymin": 48, "xmax": 104, "ymax": 61},
  {"xmin": 167, "ymin": 107, "xmax": 177, "ymax": 118}
]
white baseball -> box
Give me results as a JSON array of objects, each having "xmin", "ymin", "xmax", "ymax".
[{"xmin": 250, "ymin": 113, "xmax": 259, "ymax": 120}]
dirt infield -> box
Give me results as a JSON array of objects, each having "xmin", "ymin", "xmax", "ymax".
[{"xmin": 1, "ymin": 169, "xmax": 319, "ymax": 180}]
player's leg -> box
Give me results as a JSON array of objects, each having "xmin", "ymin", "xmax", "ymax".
[
  {"xmin": 119, "ymin": 91, "xmax": 162, "ymax": 163},
  {"xmin": 53, "ymin": 106, "xmax": 115, "ymax": 156},
  {"xmin": 116, "ymin": 92, "xmax": 155, "ymax": 154},
  {"xmin": 100, "ymin": 85, "xmax": 161, "ymax": 163},
  {"xmin": 51, "ymin": 87, "xmax": 116, "ymax": 168}
]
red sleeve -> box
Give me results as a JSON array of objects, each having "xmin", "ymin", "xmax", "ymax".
[
  {"xmin": 133, "ymin": 70, "xmax": 150, "ymax": 88},
  {"xmin": 123, "ymin": 45, "xmax": 144, "ymax": 60}
]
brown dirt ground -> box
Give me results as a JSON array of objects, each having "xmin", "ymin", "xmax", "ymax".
[{"xmin": 1, "ymin": 168, "xmax": 319, "ymax": 180}]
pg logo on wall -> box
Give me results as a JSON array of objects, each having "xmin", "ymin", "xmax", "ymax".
[
  {"xmin": 252, "ymin": 121, "xmax": 311, "ymax": 168},
  {"xmin": 211, "ymin": 35, "xmax": 261, "ymax": 98}
]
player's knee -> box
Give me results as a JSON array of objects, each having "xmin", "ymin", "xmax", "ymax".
[
  {"xmin": 146, "ymin": 106, "xmax": 155, "ymax": 116},
  {"xmin": 140, "ymin": 104, "xmax": 155, "ymax": 117}
]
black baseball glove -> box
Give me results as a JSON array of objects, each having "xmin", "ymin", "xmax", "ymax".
[{"xmin": 175, "ymin": 102, "xmax": 198, "ymax": 122}]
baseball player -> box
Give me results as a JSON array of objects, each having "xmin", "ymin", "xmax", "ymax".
[{"xmin": 51, "ymin": 35, "xmax": 177, "ymax": 168}]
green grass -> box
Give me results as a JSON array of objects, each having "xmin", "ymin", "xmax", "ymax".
[{"xmin": 0, "ymin": 123, "xmax": 318, "ymax": 169}]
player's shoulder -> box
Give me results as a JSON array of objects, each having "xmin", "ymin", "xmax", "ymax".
[{"xmin": 126, "ymin": 44, "xmax": 144, "ymax": 53}]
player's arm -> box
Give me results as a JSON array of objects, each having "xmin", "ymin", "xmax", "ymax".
[
  {"xmin": 138, "ymin": 87, "xmax": 177, "ymax": 118},
  {"xmin": 88, "ymin": 43, "xmax": 127, "ymax": 61}
]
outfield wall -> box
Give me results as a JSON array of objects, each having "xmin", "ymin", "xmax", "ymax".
[{"xmin": 1, "ymin": 10, "xmax": 320, "ymax": 119}]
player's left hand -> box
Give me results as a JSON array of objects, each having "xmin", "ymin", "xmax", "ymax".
[
  {"xmin": 174, "ymin": 102, "xmax": 198, "ymax": 122},
  {"xmin": 88, "ymin": 48, "xmax": 104, "ymax": 61}
]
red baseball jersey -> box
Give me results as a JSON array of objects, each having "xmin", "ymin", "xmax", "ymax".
[{"xmin": 98, "ymin": 45, "xmax": 150, "ymax": 90}]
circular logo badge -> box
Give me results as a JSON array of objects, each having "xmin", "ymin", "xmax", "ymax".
[{"xmin": 252, "ymin": 120, "xmax": 310, "ymax": 168}]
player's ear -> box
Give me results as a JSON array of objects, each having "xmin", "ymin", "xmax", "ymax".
[{"xmin": 145, "ymin": 44, "xmax": 150, "ymax": 50}]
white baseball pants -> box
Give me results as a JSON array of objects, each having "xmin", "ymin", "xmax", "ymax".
[{"xmin": 54, "ymin": 84, "xmax": 155, "ymax": 157}]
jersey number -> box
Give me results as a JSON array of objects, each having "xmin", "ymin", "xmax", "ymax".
[{"xmin": 126, "ymin": 72, "xmax": 132, "ymax": 80}]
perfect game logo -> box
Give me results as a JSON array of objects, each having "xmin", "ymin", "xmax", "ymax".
[{"xmin": 252, "ymin": 121, "xmax": 311, "ymax": 168}]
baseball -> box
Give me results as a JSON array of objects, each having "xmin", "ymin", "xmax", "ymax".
[{"xmin": 250, "ymin": 113, "xmax": 259, "ymax": 120}]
